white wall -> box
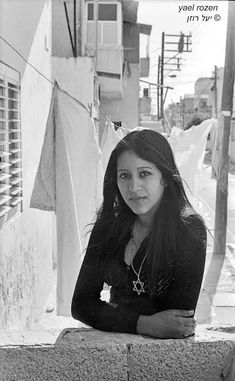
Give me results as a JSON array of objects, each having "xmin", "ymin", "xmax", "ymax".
[
  {"xmin": 52, "ymin": 56, "xmax": 94, "ymax": 106},
  {"xmin": 0, "ymin": 0, "xmax": 54, "ymax": 328},
  {"xmin": 99, "ymin": 63, "xmax": 139, "ymax": 139}
]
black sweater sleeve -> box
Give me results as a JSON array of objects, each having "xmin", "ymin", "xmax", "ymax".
[
  {"xmin": 164, "ymin": 214, "xmax": 207, "ymax": 311},
  {"xmin": 71, "ymin": 223, "xmax": 140, "ymax": 333}
]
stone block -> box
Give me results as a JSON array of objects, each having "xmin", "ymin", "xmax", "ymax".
[
  {"xmin": 0, "ymin": 329, "xmax": 128, "ymax": 381},
  {"xmin": 0, "ymin": 326, "xmax": 235, "ymax": 381},
  {"xmin": 127, "ymin": 338, "xmax": 234, "ymax": 381}
]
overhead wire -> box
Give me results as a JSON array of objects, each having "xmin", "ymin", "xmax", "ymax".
[{"xmin": 0, "ymin": 34, "xmax": 90, "ymax": 113}]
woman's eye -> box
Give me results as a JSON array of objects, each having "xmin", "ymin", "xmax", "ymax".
[
  {"xmin": 118, "ymin": 173, "xmax": 129, "ymax": 179},
  {"xmin": 140, "ymin": 171, "xmax": 151, "ymax": 177}
]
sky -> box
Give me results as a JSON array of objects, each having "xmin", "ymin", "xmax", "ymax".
[{"xmin": 137, "ymin": 0, "xmax": 228, "ymax": 108}]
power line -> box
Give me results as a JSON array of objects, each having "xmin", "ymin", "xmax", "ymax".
[
  {"xmin": 0, "ymin": 34, "xmax": 90, "ymax": 112},
  {"xmin": 0, "ymin": 35, "xmax": 55, "ymax": 86}
]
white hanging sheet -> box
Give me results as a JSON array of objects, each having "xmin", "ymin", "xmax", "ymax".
[
  {"xmin": 168, "ymin": 119, "xmax": 215, "ymax": 200},
  {"xmin": 30, "ymin": 85, "xmax": 103, "ymax": 316},
  {"xmin": 100, "ymin": 121, "xmax": 125, "ymax": 173}
]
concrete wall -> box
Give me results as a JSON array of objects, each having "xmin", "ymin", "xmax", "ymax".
[
  {"xmin": 0, "ymin": 0, "xmax": 54, "ymax": 328},
  {"xmin": 1, "ymin": 327, "xmax": 235, "ymax": 380},
  {"xmin": 99, "ymin": 63, "xmax": 139, "ymax": 139}
]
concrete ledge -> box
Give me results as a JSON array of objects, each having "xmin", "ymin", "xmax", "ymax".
[{"xmin": 1, "ymin": 325, "xmax": 235, "ymax": 380}]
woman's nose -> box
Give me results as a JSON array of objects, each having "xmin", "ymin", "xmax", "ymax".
[{"xmin": 128, "ymin": 177, "xmax": 141, "ymax": 193}]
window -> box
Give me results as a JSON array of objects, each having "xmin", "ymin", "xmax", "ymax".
[
  {"xmin": 143, "ymin": 88, "xmax": 149, "ymax": 97},
  {"xmin": 86, "ymin": 1, "xmax": 121, "ymax": 46},
  {"xmin": 0, "ymin": 62, "xmax": 22, "ymax": 228}
]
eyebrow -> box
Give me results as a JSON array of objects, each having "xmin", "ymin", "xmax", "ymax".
[{"xmin": 117, "ymin": 166, "xmax": 153, "ymax": 172}]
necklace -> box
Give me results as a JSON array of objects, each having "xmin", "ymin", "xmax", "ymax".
[{"xmin": 130, "ymin": 224, "xmax": 148, "ymax": 295}]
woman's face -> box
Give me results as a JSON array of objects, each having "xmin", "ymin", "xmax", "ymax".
[{"xmin": 117, "ymin": 150, "xmax": 165, "ymax": 224}]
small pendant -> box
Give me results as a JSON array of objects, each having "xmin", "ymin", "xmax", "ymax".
[{"xmin": 133, "ymin": 278, "xmax": 146, "ymax": 295}]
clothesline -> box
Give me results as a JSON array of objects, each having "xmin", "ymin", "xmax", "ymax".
[
  {"xmin": 0, "ymin": 35, "xmax": 90, "ymax": 114},
  {"xmin": 99, "ymin": 114, "xmax": 127, "ymax": 131},
  {"xmin": 1, "ymin": 34, "xmax": 126, "ymax": 122}
]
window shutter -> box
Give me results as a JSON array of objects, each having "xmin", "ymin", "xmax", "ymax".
[{"xmin": 0, "ymin": 62, "xmax": 22, "ymax": 227}]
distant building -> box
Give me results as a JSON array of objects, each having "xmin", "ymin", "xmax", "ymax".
[
  {"xmin": 85, "ymin": 0, "xmax": 152, "ymax": 137},
  {"xmin": 194, "ymin": 77, "xmax": 213, "ymax": 120},
  {"xmin": 180, "ymin": 94, "xmax": 195, "ymax": 129},
  {"xmin": 165, "ymin": 102, "xmax": 181, "ymax": 129},
  {"xmin": 139, "ymin": 86, "xmax": 152, "ymax": 116}
]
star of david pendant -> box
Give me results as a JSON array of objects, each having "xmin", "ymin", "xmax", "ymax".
[{"xmin": 133, "ymin": 278, "xmax": 146, "ymax": 295}]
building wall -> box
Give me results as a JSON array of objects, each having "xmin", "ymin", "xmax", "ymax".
[
  {"xmin": 194, "ymin": 78, "xmax": 213, "ymax": 117},
  {"xmin": 52, "ymin": 0, "xmax": 82, "ymax": 58},
  {"xmin": 123, "ymin": 22, "xmax": 139, "ymax": 63},
  {"xmin": 52, "ymin": 56, "xmax": 94, "ymax": 106},
  {"xmin": 99, "ymin": 63, "xmax": 139, "ymax": 138},
  {"xmin": 139, "ymin": 96, "xmax": 151, "ymax": 114},
  {"xmin": 0, "ymin": 0, "xmax": 54, "ymax": 328}
]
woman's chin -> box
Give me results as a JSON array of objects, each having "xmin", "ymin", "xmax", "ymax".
[{"xmin": 128, "ymin": 205, "xmax": 150, "ymax": 216}]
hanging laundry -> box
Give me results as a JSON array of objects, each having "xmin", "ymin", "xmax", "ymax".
[
  {"xmin": 100, "ymin": 120, "xmax": 125, "ymax": 173},
  {"xmin": 126, "ymin": 126, "xmax": 150, "ymax": 133},
  {"xmin": 30, "ymin": 85, "xmax": 103, "ymax": 316},
  {"xmin": 168, "ymin": 119, "xmax": 214, "ymax": 199}
]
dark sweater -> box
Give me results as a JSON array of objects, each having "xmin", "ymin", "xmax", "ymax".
[{"xmin": 71, "ymin": 213, "xmax": 207, "ymax": 334}]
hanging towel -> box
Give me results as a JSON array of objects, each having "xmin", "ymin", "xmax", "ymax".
[
  {"xmin": 30, "ymin": 85, "xmax": 103, "ymax": 316},
  {"xmin": 100, "ymin": 121, "xmax": 125, "ymax": 173}
]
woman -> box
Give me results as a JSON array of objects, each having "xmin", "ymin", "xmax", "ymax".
[{"xmin": 71, "ymin": 129, "xmax": 207, "ymax": 339}]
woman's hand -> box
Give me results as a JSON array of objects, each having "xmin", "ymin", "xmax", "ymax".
[{"xmin": 136, "ymin": 309, "xmax": 196, "ymax": 339}]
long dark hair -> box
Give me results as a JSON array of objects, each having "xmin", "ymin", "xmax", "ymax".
[{"xmin": 96, "ymin": 129, "xmax": 201, "ymax": 295}]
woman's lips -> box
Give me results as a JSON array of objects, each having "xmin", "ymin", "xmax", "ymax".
[{"xmin": 129, "ymin": 196, "xmax": 146, "ymax": 201}]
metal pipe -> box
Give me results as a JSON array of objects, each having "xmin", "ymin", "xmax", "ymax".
[
  {"xmin": 64, "ymin": 2, "xmax": 75, "ymax": 57},
  {"xmin": 74, "ymin": 0, "xmax": 77, "ymax": 57}
]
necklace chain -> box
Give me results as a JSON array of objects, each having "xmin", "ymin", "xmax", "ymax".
[
  {"xmin": 131, "ymin": 237, "xmax": 147, "ymax": 278},
  {"xmin": 130, "ymin": 223, "xmax": 148, "ymax": 295}
]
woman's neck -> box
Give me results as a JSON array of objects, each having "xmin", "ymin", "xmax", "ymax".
[
  {"xmin": 134, "ymin": 218, "xmax": 152, "ymax": 237},
  {"xmin": 136, "ymin": 215, "xmax": 153, "ymax": 231}
]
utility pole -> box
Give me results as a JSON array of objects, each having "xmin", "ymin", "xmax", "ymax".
[
  {"xmin": 213, "ymin": 1, "xmax": 235, "ymax": 255},
  {"xmin": 160, "ymin": 32, "xmax": 165, "ymax": 128},
  {"xmin": 157, "ymin": 55, "xmax": 161, "ymax": 120},
  {"xmin": 159, "ymin": 32, "xmax": 192, "ymax": 129}
]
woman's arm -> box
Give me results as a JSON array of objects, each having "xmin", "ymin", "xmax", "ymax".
[
  {"xmin": 164, "ymin": 213, "xmax": 207, "ymax": 311},
  {"xmin": 136, "ymin": 309, "xmax": 196, "ymax": 338},
  {"xmin": 136, "ymin": 214, "xmax": 205, "ymax": 339},
  {"xmin": 71, "ymin": 222, "xmax": 140, "ymax": 333}
]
